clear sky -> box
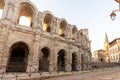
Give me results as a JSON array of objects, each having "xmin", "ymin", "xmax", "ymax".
[{"xmin": 30, "ymin": 0, "xmax": 120, "ymax": 53}]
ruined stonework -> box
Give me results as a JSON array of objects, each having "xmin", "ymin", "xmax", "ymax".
[{"xmin": 0, "ymin": 0, "xmax": 92, "ymax": 78}]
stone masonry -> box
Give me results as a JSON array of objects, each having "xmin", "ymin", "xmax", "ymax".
[{"xmin": 0, "ymin": 0, "xmax": 92, "ymax": 77}]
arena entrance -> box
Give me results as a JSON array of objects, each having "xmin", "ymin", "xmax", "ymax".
[
  {"xmin": 39, "ymin": 47, "xmax": 50, "ymax": 72},
  {"xmin": 57, "ymin": 49, "xmax": 66, "ymax": 71},
  {"xmin": 6, "ymin": 42, "xmax": 29, "ymax": 72},
  {"xmin": 72, "ymin": 53, "xmax": 78, "ymax": 71}
]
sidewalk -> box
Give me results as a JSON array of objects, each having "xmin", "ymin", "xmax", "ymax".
[
  {"xmin": 39, "ymin": 67, "xmax": 119, "ymax": 79},
  {"xmin": 37, "ymin": 67, "xmax": 115, "ymax": 80},
  {"xmin": 0, "ymin": 67, "xmax": 118, "ymax": 80}
]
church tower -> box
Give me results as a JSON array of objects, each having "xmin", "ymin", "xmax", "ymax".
[{"xmin": 104, "ymin": 33, "xmax": 110, "ymax": 62}]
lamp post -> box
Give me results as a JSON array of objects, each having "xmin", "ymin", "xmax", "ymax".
[{"xmin": 110, "ymin": 0, "xmax": 120, "ymax": 21}]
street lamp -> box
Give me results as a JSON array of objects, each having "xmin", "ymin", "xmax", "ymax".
[{"xmin": 110, "ymin": 0, "xmax": 120, "ymax": 21}]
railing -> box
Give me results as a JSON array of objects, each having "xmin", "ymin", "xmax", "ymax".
[
  {"xmin": 91, "ymin": 62, "xmax": 120, "ymax": 70},
  {"xmin": 0, "ymin": 62, "xmax": 120, "ymax": 80},
  {"xmin": 6, "ymin": 63, "xmax": 26, "ymax": 72},
  {"xmin": 6, "ymin": 57, "xmax": 27, "ymax": 72},
  {"xmin": 9, "ymin": 57, "xmax": 25, "ymax": 62},
  {"xmin": 0, "ymin": 65, "xmax": 38, "ymax": 80}
]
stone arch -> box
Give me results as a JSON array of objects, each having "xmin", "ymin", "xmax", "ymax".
[
  {"xmin": 42, "ymin": 11, "xmax": 55, "ymax": 33},
  {"xmin": 39, "ymin": 47, "xmax": 50, "ymax": 72},
  {"xmin": 0, "ymin": 0, "xmax": 5, "ymax": 19},
  {"xmin": 6, "ymin": 42, "xmax": 29, "ymax": 72},
  {"xmin": 72, "ymin": 52, "xmax": 78, "ymax": 71},
  {"xmin": 17, "ymin": 3, "xmax": 34, "ymax": 27},
  {"xmin": 71, "ymin": 25, "xmax": 78, "ymax": 41},
  {"xmin": 14, "ymin": 0, "xmax": 38, "ymax": 27},
  {"xmin": 100, "ymin": 58, "xmax": 104, "ymax": 62},
  {"xmin": 57, "ymin": 49, "xmax": 67, "ymax": 71},
  {"xmin": 59, "ymin": 19, "xmax": 68, "ymax": 38}
]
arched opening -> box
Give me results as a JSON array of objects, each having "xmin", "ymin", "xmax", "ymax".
[
  {"xmin": 39, "ymin": 47, "xmax": 50, "ymax": 72},
  {"xmin": 0, "ymin": 0, "xmax": 5, "ymax": 19},
  {"xmin": 57, "ymin": 49, "xmax": 66, "ymax": 71},
  {"xmin": 100, "ymin": 58, "xmax": 104, "ymax": 62},
  {"xmin": 6, "ymin": 42, "xmax": 29, "ymax": 72},
  {"xmin": 18, "ymin": 3, "xmax": 34, "ymax": 27},
  {"xmin": 19, "ymin": 16, "xmax": 31, "ymax": 26},
  {"xmin": 59, "ymin": 21, "xmax": 67, "ymax": 37},
  {"xmin": 43, "ymin": 14, "xmax": 53, "ymax": 32},
  {"xmin": 72, "ymin": 53, "xmax": 78, "ymax": 71},
  {"xmin": 72, "ymin": 27, "xmax": 77, "ymax": 41}
]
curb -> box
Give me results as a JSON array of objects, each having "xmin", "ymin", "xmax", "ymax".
[{"xmin": 39, "ymin": 67, "xmax": 118, "ymax": 79}]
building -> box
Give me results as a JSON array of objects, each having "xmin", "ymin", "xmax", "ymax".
[
  {"xmin": 80, "ymin": 29, "xmax": 92, "ymax": 70},
  {"xmin": 109, "ymin": 38, "xmax": 120, "ymax": 63},
  {"xmin": 93, "ymin": 33, "xmax": 120, "ymax": 63},
  {"xmin": 0, "ymin": 0, "xmax": 92, "ymax": 77},
  {"xmin": 93, "ymin": 33, "xmax": 109, "ymax": 62},
  {"xmin": 93, "ymin": 49, "xmax": 106, "ymax": 62}
]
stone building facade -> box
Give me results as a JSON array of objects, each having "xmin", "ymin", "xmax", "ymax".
[
  {"xmin": 109, "ymin": 38, "xmax": 120, "ymax": 63},
  {"xmin": 0, "ymin": 0, "xmax": 92, "ymax": 74},
  {"xmin": 93, "ymin": 33, "xmax": 120, "ymax": 63},
  {"xmin": 93, "ymin": 49, "xmax": 106, "ymax": 62}
]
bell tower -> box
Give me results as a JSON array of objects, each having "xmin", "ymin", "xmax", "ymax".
[{"xmin": 104, "ymin": 33, "xmax": 110, "ymax": 62}]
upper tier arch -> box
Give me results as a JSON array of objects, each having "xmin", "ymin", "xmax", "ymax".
[
  {"xmin": 13, "ymin": 0, "xmax": 39, "ymax": 28},
  {"xmin": 42, "ymin": 11, "xmax": 55, "ymax": 33},
  {"xmin": 59, "ymin": 18, "xmax": 68, "ymax": 38}
]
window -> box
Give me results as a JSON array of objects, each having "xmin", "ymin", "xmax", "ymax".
[{"xmin": 19, "ymin": 16, "xmax": 31, "ymax": 26}]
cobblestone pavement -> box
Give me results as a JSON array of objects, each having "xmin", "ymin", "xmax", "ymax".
[{"xmin": 44, "ymin": 67, "xmax": 120, "ymax": 80}]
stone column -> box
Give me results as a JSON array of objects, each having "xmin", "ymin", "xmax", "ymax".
[
  {"xmin": 67, "ymin": 25, "xmax": 72, "ymax": 41},
  {"xmin": 65, "ymin": 47, "xmax": 72, "ymax": 72},
  {"xmin": 34, "ymin": 31, "xmax": 40, "ymax": 58},
  {"xmin": 27, "ymin": 28, "xmax": 41, "ymax": 72},
  {"xmin": 78, "ymin": 48, "xmax": 82, "ymax": 71},
  {"xmin": 55, "ymin": 18, "xmax": 59, "ymax": 34},
  {"xmin": 48, "ymin": 49, "xmax": 54, "ymax": 73},
  {"xmin": 75, "ymin": 52, "xmax": 80, "ymax": 71},
  {"xmin": 2, "ymin": 0, "xmax": 15, "ymax": 20},
  {"xmin": 0, "ymin": 24, "xmax": 12, "ymax": 71},
  {"xmin": 52, "ymin": 18, "xmax": 59, "ymax": 38},
  {"xmin": 49, "ymin": 47, "xmax": 58, "ymax": 73},
  {"xmin": 32, "ymin": 35, "xmax": 40, "ymax": 62}
]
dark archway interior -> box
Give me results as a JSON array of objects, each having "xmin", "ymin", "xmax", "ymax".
[
  {"xmin": 57, "ymin": 50, "xmax": 65, "ymax": 71},
  {"xmin": 6, "ymin": 43, "xmax": 29, "ymax": 72},
  {"xmin": 100, "ymin": 58, "xmax": 104, "ymax": 62},
  {"xmin": 39, "ymin": 47, "xmax": 49, "ymax": 72},
  {"xmin": 81, "ymin": 54, "xmax": 84, "ymax": 70},
  {"xmin": 72, "ymin": 53, "xmax": 77, "ymax": 71}
]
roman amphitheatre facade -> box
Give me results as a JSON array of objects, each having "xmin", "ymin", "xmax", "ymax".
[{"xmin": 0, "ymin": 0, "xmax": 92, "ymax": 78}]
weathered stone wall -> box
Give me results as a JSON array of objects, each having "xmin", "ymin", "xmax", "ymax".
[{"xmin": 0, "ymin": 0, "xmax": 92, "ymax": 74}]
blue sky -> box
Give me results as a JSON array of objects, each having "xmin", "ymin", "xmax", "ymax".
[{"xmin": 31, "ymin": 0, "xmax": 120, "ymax": 53}]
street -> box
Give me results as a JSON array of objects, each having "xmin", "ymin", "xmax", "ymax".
[{"xmin": 44, "ymin": 67, "xmax": 120, "ymax": 80}]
